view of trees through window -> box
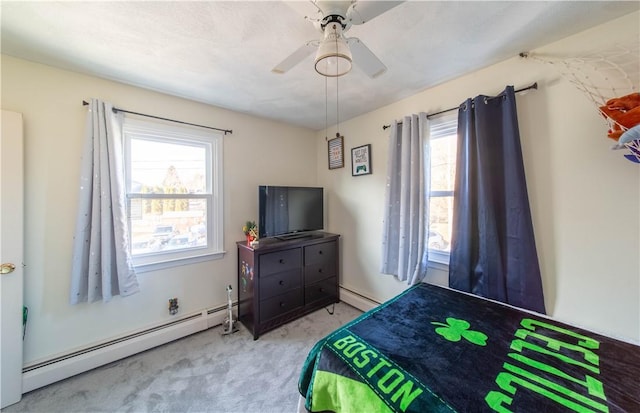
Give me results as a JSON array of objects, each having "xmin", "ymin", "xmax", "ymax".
[
  {"xmin": 428, "ymin": 120, "xmax": 457, "ymax": 254},
  {"xmin": 128, "ymin": 138, "xmax": 208, "ymax": 256}
]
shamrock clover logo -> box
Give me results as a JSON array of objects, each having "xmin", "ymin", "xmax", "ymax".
[{"xmin": 431, "ymin": 318, "xmax": 488, "ymax": 346}]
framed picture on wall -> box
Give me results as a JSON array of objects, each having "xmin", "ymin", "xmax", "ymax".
[
  {"xmin": 351, "ymin": 144, "xmax": 372, "ymax": 176},
  {"xmin": 328, "ymin": 135, "xmax": 344, "ymax": 169}
]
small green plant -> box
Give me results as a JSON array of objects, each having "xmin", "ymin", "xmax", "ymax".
[{"xmin": 242, "ymin": 220, "xmax": 258, "ymax": 239}]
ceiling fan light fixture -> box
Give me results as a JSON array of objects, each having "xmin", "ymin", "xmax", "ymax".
[{"xmin": 314, "ymin": 23, "xmax": 352, "ymax": 77}]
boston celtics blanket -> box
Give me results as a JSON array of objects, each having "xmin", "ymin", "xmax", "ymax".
[{"xmin": 298, "ymin": 283, "xmax": 640, "ymax": 412}]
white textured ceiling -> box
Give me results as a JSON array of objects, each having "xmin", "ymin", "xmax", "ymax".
[{"xmin": 2, "ymin": 1, "xmax": 639, "ymax": 130}]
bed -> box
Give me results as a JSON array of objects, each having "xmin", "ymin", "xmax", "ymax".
[{"xmin": 298, "ymin": 282, "xmax": 640, "ymax": 412}]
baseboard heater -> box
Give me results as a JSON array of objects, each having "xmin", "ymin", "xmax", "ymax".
[
  {"xmin": 338, "ymin": 286, "xmax": 381, "ymax": 312},
  {"xmin": 21, "ymin": 286, "xmax": 379, "ymax": 394},
  {"xmin": 21, "ymin": 302, "xmax": 233, "ymax": 393}
]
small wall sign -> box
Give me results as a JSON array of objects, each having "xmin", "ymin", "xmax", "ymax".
[
  {"xmin": 351, "ymin": 144, "xmax": 372, "ymax": 176},
  {"xmin": 328, "ymin": 135, "xmax": 344, "ymax": 169}
]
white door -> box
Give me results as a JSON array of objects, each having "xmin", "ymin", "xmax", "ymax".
[{"xmin": 0, "ymin": 110, "xmax": 24, "ymax": 408}]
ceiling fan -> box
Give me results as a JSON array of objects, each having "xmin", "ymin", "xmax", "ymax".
[{"xmin": 272, "ymin": 1, "xmax": 403, "ymax": 78}]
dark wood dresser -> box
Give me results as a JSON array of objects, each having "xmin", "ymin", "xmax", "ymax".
[{"xmin": 237, "ymin": 232, "xmax": 340, "ymax": 339}]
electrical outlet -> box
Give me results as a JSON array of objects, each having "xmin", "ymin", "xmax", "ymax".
[{"xmin": 168, "ymin": 297, "xmax": 179, "ymax": 315}]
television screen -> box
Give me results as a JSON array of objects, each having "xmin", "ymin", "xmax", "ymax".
[{"xmin": 258, "ymin": 186, "xmax": 323, "ymax": 239}]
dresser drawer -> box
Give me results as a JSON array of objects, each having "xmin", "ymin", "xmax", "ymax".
[
  {"xmin": 259, "ymin": 248, "xmax": 301, "ymax": 277},
  {"xmin": 304, "ymin": 241, "xmax": 336, "ymax": 267},
  {"xmin": 305, "ymin": 260, "xmax": 336, "ymax": 285},
  {"xmin": 259, "ymin": 268, "xmax": 302, "ymax": 301},
  {"xmin": 305, "ymin": 277, "xmax": 337, "ymax": 305},
  {"xmin": 260, "ymin": 288, "xmax": 303, "ymax": 322}
]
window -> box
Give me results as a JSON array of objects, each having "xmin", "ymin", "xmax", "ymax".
[
  {"xmin": 428, "ymin": 114, "xmax": 457, "ymax": 265},
  {"xmin": 123, "ymin": 118, "xmax": 224, "ymax": 271}
]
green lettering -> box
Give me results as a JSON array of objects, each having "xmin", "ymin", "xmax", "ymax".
[
  {"xmin": 344, "ymin": 342, "xmax": 367, "ymax": 358},
  {"xmin": 391, "ymin": 381, "xmax": 424, "ymax": 412},
  {"xmin": 493, "ymin": 369, "xmax": 599, "ymax": 413},
  {"xmin": 509, "ymin": 353, "xmax": 605, "ymax": 400},
  {"xmin": 485, "ymin": 390, "xmax": 514, "ymax": 413},
  {"xmin": 511, "ymin": 339, "xmax": 599, "ymax": 374},
  {"xmin": 503, "ymin": 363, "xmax": 608, "ymax": 413},
  {"xmin": 515, "ymin": 329, "xmax": 599, "ymax": 366},
  {"xmin": 521, "ymin": 319, "xmax": 600, "ymax": 350},
  {"xmin": 326, "ymin": 331, "xmax": 442, "ymax": 412},
  {"xmin": 378, "ymin": 369, "xmax": 405, "ymax": 394},
  {"xmin": 367, "ymin": 359, "xmax": 392, "ymax": 378},
  {"xmin": 333, "ymin": 335, "xmax": 357, "ymax": 350},
  {"xmin": 353, "ymin": 349, "xmax": 377, "ymax": 369}
]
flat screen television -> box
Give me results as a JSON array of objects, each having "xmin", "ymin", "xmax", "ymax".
[{"xmin": 258, "ymin": 185, "xmax": 324, "ymax": 239}]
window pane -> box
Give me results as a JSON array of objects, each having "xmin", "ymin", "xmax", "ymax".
[
  {"xmin": 428, "ymin": 115, "xmax": 457, "ymax": 258},
  {"xmin": 130, "ymin": 138, "xmax": 207, "ymax": 193},
  {"xmin": 129, "ymin": 197, "xmax": 207, "ymax": 256},
  {"xmin": 124, "ymin": 118, "xmax": 224, "ymax": 268},
  {"xmin": 129, "ymin": 138, "xmax": 209, "ymax": 256},
  {"xmin": 429, "ymin": 196, "xmax": 453, "ymax": 252},
  {"xmin": 430, "ymin": 134, "xmax": 457, "ymax": 192}
]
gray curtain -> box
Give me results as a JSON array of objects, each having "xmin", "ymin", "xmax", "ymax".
[
  {"xmin": 70, "ymin": 99, "xmax": 139, "ymax": 304},
  {"xmin": 381, "ymin": 113, "xmax": 430, "ymax": 284}
]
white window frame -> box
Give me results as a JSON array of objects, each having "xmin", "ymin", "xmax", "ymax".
[
  {"xmin": 123, "ymin": 118, "xmax": 224, "ymax": 272},
  {"xmin": 427, "ymin": 113, "xmax": 457, "ymax": 269}
]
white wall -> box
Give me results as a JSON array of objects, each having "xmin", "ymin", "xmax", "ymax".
[
  {"xmin": 1, "ymin": 55, "xmax": 318, "ymax": 364},
  {"xmin": 318, "ymin": 12, "xmax": 640, "ymax": 343}
]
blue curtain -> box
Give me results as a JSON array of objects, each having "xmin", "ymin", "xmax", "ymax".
[{"xmin": 448, "ymin": 86, "xmax": 545, "ymax": 314}]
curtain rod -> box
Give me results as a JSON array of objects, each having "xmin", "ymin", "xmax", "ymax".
[
  {"xmin": 82, "ymin": 101, "xmax": 233, "ymax": 135},
  {"xmin": 382, "ymin": 82, "xmax": 538, "ymax": 130}
]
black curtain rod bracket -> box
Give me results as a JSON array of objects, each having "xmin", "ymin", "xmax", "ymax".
[
  {"xmin": 82, "ymin": 100, "xmax": 232, "ymax": 135},
  {"xmin": 382, "ymin": 82, "xmax": 538, "ymax": 130}
]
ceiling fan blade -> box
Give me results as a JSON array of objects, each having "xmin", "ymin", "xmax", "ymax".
[
  {"xmin": 347, "ymin": 1, "xmax": 403, "ymax": 25},
  {"xmin": 272, "ymin": 41, "xmax": 318, "ymax": 74},
  {"xmin": 347, "ymin": 38, "xmax": 387, "ymax": 78}
]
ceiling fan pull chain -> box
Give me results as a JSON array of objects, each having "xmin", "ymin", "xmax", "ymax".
[
  {"xmin": 325, "ymin": 75, "xmax": 329, "ymax": 140},
  {"xmin": 336, "ymin": 73, "xmax": 340, "ymax": 137}
]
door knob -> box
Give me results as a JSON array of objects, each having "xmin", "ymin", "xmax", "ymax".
[{"xmin": 1, "ymin": 263, "xmax": 16, "ymax": 274}]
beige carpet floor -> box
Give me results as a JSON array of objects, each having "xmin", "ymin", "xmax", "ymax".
[{"xmin": 4, "ymin": 302, "xmax": 363, "ymax": 413}]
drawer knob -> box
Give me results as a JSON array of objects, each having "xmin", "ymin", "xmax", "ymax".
[
  {"xmin": 318, "ymin": 268, "xmax": 323, "ymax": 273},
  {"xmin": 318, "ymin": 250, "xmax": 323, "ymax": 255},
  {"xmin": 280, "ymin": 302, "xmax": 286, "ymax": 307},
  {"xmin": 279, "ymin": 280, "xmax": 285, "ymax": 286},
  {"xmin": 319, "ymin": 288, "xmax": 325, "ymax": 293},
  {"xmin": 279, "ymin": 259, "xmax": 285, "ymax": 264}
]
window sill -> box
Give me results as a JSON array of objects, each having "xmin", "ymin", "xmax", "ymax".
[
  {"xmin": 133, "ymin": 250, "xmax": 226, "ymax": 273},
  {"xmin": 428, "ymin": 249, "xmax": 450, "ymax": 272}
]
